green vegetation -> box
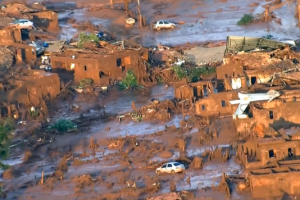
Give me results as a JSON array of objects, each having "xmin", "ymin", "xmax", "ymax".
[
  {"xmin": 79, "ymin": 78, "xmax": 94, "ymax": 87},
  {"xmin": 30, "ymin": 109, "xmax": 40, "ymax": 118},
  {"xmin": 172, "ymin": 65, "xmax": 216, "ymax": 82},
  {"xmin": 78, "ymin": 32, "xmax": 99, "ymax": 48},
  {"xmin": 237, "ymin": 14, "xmax": 254, "ymax": 26},
  {"xmin": 0, "ymin": 118, "xmax": 14, "ymax": 169},
  {"xmin": 50, "ymin": 119, "xmax": 77, "ymax": 133},
  {"xmin": 119, "ymin": 70, "xmax": 139, "ymax": 90},
  {"xmin": 172, "ymin": 65, "xmax": 186, "ymax": 80},
  {"xmin": 0, "ymin": 118, "xmax": 14, "ymax": 160}
]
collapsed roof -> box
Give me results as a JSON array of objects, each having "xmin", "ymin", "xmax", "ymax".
[{"xmin": 225, "ymin": 36, "xmax": 294, "ymax": 55}]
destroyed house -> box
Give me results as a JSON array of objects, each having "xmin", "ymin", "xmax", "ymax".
[
  {"xmin": 237, "ymin": 138, "xmax": 300, "ymax": 169},
  {"xmin": 233, "ymin": 89, "xmax": 300, "ymax": 133},
  {"xmin": 194, "ymin": 91, "xmax": 238, "ymax": 116},
  {"xmin": 51, "ymin": 47, "xmax": 148, "ymax": 85},
  {"xmin": 0, "ymin": 27, "xmax": 22, "ymax": 44},
  {"xmin": 0, "ymin": 70, "xmax": 60, "ymax": 118},
  {"xmin": 25, "ymin": 10, "xmax": 59, "ymax": 31},
  {"xmin": 174, "ymin": 81, "xmax": 217, "ymax": 100},
  {"xmin": 249, "ymin": 166, "xmax": 300, "ymax": 198}
]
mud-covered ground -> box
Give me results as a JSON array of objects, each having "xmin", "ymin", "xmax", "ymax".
[
  {"xmin": 8, "ymin": 0, "xmax": 298, "ymax": 46},
  {"xmin": 2, "ymin": 84, "xmax": 251, "ymax": 200}
]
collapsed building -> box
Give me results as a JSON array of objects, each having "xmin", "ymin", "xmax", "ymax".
[{"xmin": 51, "ymin": 44, "xmax": 149, "ymax": 85}]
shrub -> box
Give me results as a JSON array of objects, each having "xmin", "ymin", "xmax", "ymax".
[
  {"xmin": 173, "ymin": 65, "xmax": 216, "ymax": 82},
  {"xmin": 78, "ymin": 32, "xmax": 99, "ymax": 48},
  {"xmin": 0, "ymin": 118, "xmax": 14, "ymax": 159},
  {"xmin": 119, "ymin": 70, "xmax": 139, "ymax": 90},
  {"xmin": 172, "ymin": 65, "xmax": 187, "ymax": 80},
  {"xmin": 237, "ymin": 14, "xmax": 254, "ymax": 25},
  {"xmin": 51, "ymin": 119, "xmax": 77, "ymax": 133}
]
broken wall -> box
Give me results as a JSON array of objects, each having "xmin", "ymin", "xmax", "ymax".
[
  {"xmin": 29, "ymin": 11, "xmax": 59, "ymax": 30},
  {"xmin": 174, "ymin": 85, "xmax": 193, "ymax": 100},
  {"xmin": 0, "ymin": 71, "xmax": 60, "ymax": 117},
  {"xmin": 234, "ymin": 101, "xmax": 300, "ymax": 133},
  {"xmin": 195, "ymin": 91, "xmax": 238, "ymax": 116},
  {"xmin": 216, "ymin": 60, "xmax": 244, "ymax": 79},
  {"xmin": 0, "ymin": 28, "xmax": 21, "ymax": 44}
]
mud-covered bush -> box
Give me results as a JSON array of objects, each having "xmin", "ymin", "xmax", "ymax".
[
  {"xmin": 237, "ymin": 14, "xmax": 254, "ymax": 25},
  {"xmin": 79, "ymin": 78, "xmax": 93, "ymax": 87},
  {"xmin": 78, "ymin": 32, "xmax": 99, "ymax": 48},
  {"xmin": 119, "ymin": 70, "xmax": 139, "ymax": 90},
  {"xmin": 51, "ymin": 119, "xmax": 77, "ymax": 133}
]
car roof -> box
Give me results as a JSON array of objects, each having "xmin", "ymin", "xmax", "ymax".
[{"xmin": 163, "ymin": 162, "xmax": 181, "ymax": 165}]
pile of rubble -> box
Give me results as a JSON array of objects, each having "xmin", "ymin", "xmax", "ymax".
[{"xmin": 0, "ymin": 47, "xmax": 14, "ymax": 69}]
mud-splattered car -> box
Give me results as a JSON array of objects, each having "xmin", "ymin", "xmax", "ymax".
[
  {"xmin": 156, "ymin": 162, "xmax": 185, "ymax": 174},
  {"xmin": 153, "ymin": 20, "xmax": 176, "ymax": 30}
]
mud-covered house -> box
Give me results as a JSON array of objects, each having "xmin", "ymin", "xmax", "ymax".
[
  {"xmin": 237, "ymin": 137, "xmax": 300, "ymax": 169},
  {"xmin": 194, "ymin": 91, "xmax": 238, "ymax": 117},
  {"xmin": 233, "ymin": 89, "xmax": 300, "ymax": 133},
  {"xmin": 174, "ymin": 81, "xmax": 217, "ymax": 100},
  {"xmin": 51, "ymin": 47, "xmax": 149, "ymax": 85},
  {"xmin": 0, "ymin": 70, "xmax": 60, "ymax": 119}
]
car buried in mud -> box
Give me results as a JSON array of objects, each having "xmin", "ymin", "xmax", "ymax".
[{"xmin": 156, "ymin": 162, "xmax": 185, "ymax": 174}]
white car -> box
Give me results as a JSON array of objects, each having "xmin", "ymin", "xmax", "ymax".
[
  {"xmin": 156, "ymin": 162, "xmax": 185, "ymax": 174},
  {"xmin": 153, "ymin": 20, "xmax": 176, "ymax": 30},
  {"xmin": 10, "ymin": 19, "xmax": 34, "ymax": 29}
]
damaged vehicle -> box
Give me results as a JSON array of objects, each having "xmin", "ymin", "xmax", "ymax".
[
  {"xmin": 29, "ymin": 41, "xmax": 45, "ymax": 55},
  {"xmin": 156, "ymin": 162, "xmax": 185, "ymax": 174},
  {"xmin": 9, "ymin": 19, "xmax": 34, "ymax": 29}
]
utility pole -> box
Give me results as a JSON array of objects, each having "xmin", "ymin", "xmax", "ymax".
[
  {"xmin": 137, "ymin": 0, "xmax": 142, "ymax": 28},
  {"xmin": 110, "ymin": 0, "xmax": 114, "ymax": 9},
  {"xmin": 298, "ymin": 0, "xmax": 300, "ymax": 25}
]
